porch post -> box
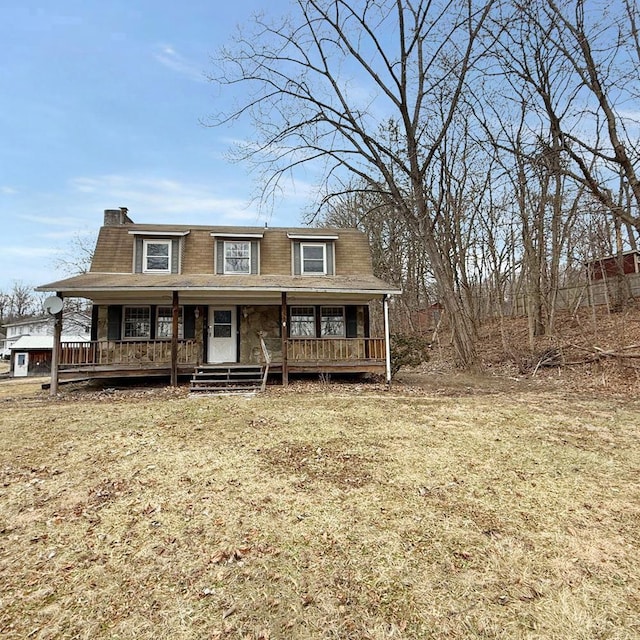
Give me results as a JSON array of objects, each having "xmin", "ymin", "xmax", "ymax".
[
  {"xmin": 281, "ymin": 291, "xmax": 288, "ymax": 386},
  {"xmin": 171, "ymin": 290, "xmax": 179, "ymax": 387},
  {"xmin": 383, "ymin": 294, "xmax": 392, "ymax": 387},
  {"xmin": 49, "ymin": 292, "xmax": 63, "ymax": 397}
]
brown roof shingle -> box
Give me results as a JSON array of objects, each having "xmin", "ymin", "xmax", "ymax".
[{"xmin": 37, "ymin": 272, "xmax": 399, "ymax": 295}]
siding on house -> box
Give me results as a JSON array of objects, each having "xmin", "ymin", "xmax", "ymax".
[
  {"xmin": 89, "ymin": 225, "xmax": 374, "ymax": 277},
  {"xmin": 90, "ymin": 226, "xmax": 136, "ymax": 273},
  {"xmin": 182, "ymin": 229, "xmax": 215, "ymax": 274},
  {"xmin": 587, "ymin": 252, "xmax": 640, "ymax": 281}
]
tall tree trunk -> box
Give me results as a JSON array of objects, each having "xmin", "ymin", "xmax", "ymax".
[{"xmin": 421, "ymin": 224, "xmax": 478, "ymax": 368}]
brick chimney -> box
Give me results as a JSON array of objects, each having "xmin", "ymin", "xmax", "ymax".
[{"xmin": 103, "ymin": 207, "xmax": 133, "ymax": 226}]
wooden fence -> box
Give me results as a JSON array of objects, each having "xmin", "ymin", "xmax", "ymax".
[{"xmin": 512, "ymin": 273, "xmax": 640, "ymax": 316}]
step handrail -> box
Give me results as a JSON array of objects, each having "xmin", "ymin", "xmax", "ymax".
[{"xmin": 258, "ymin": 331, "xmax": 271, "ymax": 392}]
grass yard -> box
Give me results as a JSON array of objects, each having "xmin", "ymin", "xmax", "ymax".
[{"xmin": 0, "ymin": 379, "xmax": 638, "ymax": 639}]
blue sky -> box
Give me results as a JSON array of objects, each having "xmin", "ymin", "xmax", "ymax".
[{"xmin": 0, "ymin": 0, "xmax": 311, "ymax": 293}]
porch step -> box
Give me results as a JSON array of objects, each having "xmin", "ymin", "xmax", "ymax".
[{"xmin": 189, "ymin": 364, "xmax": 265, "ymax": 394}]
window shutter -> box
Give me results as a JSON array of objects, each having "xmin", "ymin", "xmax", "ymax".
[
  {"xmin": 363, "ymin": 305, "xmax": 370, "ymax": 338},
  {"xmin": 171, "ymin": 239, "xmax": 179, "ymax": 273},
  {"xmin": 216, "ymin": 240, "xmax": 224, "ymax": 274},
  {"xmin": 251, "ymin": 241, "xmax": 259, "ymax": 274},
  {"xmin": 293, "ymin": 242, "xmax": 301, "ymax": 275},
  {"xmin": 346, "ymin": 306, "xmax": 358, "ymax": 338},
  {"xmin": 184, "ymin": 306, "xmax": 196, "ymax": 339},
  {"xmin": 326, "ymin": 242, "xmax": 334, "ymax": 275},
  {"xmin": 134, "ymin": 238, "xmax": 143, "ymax": 273},
  {"xmin": 91, "ymin": 305, "xmax": 99, "ymax": 341},
  {"xmin": 107, "ymin": 306, "xmax": 122, "ymax": 340}
]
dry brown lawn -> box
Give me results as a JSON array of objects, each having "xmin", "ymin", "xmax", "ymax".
[{"xmin": 0, "ymin": 376, "xmax": 638, "ymax": 639}]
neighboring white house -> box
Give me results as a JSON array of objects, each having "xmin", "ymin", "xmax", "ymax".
[{"xmin": 1, "ymin": 311, "xmax": 91, "ymax": 359}]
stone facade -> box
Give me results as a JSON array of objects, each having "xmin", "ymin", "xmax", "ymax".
[{"xmin": 240, "ymin": 306, "xmax": 282, "ymax": 363}]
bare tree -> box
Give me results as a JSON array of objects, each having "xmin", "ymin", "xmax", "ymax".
[
  {"xmin": 8, "ymin": 281, "xmax": 36, "ymax": 319},
  {"xmin": 0, "ymin": 291, "xmax": 9, "ymax": 324},
  {"xmin": 54, "ymin": 231, "xmax": 96, "ymax": 276},
  {"xmin": 208, "ymin": 0, "xmax": 495, "ymax": 368},
  {"xmin": 472, "ymin": 1, "xmax": 636, "ymax": 337},
  {"xmin": 320, "ymin": 187, "xmax": 435, "ymax": 333},
  {"xmin": 50, "ymin": 231, "xmax": 96, "ymax": 327},
  {"xmin": 491, "ymin": 0, "xmax": 640, "ymax": 233}
]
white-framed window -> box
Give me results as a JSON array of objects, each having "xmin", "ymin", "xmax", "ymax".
[
  {"xmin": 156, "ymin": 306, "xmax": 184, "ymax": 339},
  {"xmin": 224, "ymin": 241, "xmax": 251, "ymax": 274},
  {"xmin": 143, "ymin": 239, "xmax": 171, "ymax": 273},
  {"xmin": 321, "ymin": 306, "xmax": 345, "ymax": 337},
  {"xmin": 290, "ymin": 306, "xmax": 316, "ymax": 337},
  {"xmin": 123, "ymin": 306, "xmax": 151, "ymax": 339},
  {"xmin": 301, "ymin": 243, "xmax": 326, "ymax": 274}
]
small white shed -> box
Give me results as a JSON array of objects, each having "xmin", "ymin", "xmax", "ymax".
[{"xmin": 10, "ymin": 335, "xmax": 90, "ymax": 377}]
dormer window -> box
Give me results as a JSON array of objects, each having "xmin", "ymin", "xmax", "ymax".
[
  {"xmin": 143, "ymin": 239, "xmax": 171, "ymax": 273},
  {"xmin": 129, "ymin": 230, "xmax": 189, "ymax": 274},
  {"xmin": 289, "ymin": 233, "xmax": 338, "ymax": 276},
  {"xmin": 224, "ymin": 241, "xmax": 251, "ymax": 274},
  {"xmin": 301, "ymin": 243, "xmax": 326, "ymax": 274},
  {"xmin": 212, "ymin": 233, "xmax": 262, "ymax": 275}
]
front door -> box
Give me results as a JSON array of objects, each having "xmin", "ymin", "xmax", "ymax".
[
  {"xmin": 14, "ymin": 352, "xmax": 29, "ymax": 377},
  {"xmin": 208, "ymin": 307, "xmax": 237, "ymax": 363}
]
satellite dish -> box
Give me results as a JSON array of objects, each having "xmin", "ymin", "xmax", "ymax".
[{"xmin": 44, "ymin": 296, "xmax": 64, "ymax": 315}]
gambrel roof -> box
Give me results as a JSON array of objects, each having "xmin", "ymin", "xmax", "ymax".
[{"xmin": 38, "ymin": 222, "xmax": 400, "ymax": 298}]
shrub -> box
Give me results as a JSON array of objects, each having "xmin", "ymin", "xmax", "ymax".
[{"xmin": 390, "ymin": 333, "xmax": 430, "ymax": 377}]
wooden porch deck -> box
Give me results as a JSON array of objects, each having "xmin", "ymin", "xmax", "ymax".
[
  {"xmin": 57, "ymin": 338, "xmax": 387, "ymax": 382},
  {"xmin": 57, "ymin": 361, "xmax": 386, "ymax": 382}
]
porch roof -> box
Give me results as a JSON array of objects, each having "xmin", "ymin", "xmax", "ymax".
[{"xmin": 36, "ymin": 272, "xmax": 401, "ymax": 298}]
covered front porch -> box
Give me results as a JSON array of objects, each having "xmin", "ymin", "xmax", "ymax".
[
  {"xmin": 40, "ymin": 281, "xmax": 398, "ymax": 393},
  {"xmin": 47, "ymin": 289, "xmax": 393, "ymax": 389},
  {"xmin": 56, "ymin": 335, "xmax": 388, "ymax": 382}
]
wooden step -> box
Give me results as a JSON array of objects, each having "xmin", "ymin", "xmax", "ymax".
[
  {"xmin": 192, "ymin": 370, "xmax": 262, "ymax": 379},
  {"xmin": 190, "ymin": 379, "xmax": 262, "ymax": 389},
  {"xmin": 189, "ymin": 382, "xmax": 263, "ymax": 394},
  {"xmin": 189, "ymin": 364, "xmax": 265, "ymax": 394}
]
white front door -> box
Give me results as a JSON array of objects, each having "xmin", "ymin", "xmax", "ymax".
[
  {"xmin": 208, "ymin": 307, "xmax": 237, "ymax": 363},
  {"xmin": 14, "ymin": 352, "xmax": 29, "ymax": 377}
]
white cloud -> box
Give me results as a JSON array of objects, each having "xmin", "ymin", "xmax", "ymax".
[
  {"xmin": 0, "ymin": 170, "xmax": 314, "ymax": 290},
  {"xmin": 153, "ymin": 45, "xmax": 206, "ymax": 83},
  {"xmin": 1, "ymin": 186, "xmax": 18, "ymax": 195},
  {"xmin": 68, "ymin": 174, "xmax": 264, "ymax": 224}
]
